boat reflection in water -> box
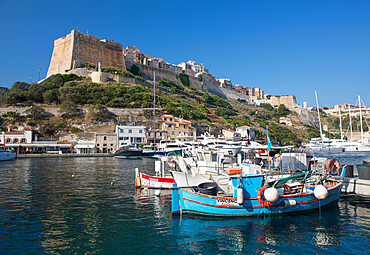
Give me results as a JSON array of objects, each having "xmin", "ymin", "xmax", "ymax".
[{"xmin": 171, "ymin": 203, "xmax": 348, "ymax": 254}]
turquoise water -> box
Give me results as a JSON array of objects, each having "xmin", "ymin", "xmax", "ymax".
[{"xmin": 0, "ymin": 157, "xmax": 369, "ymax": 254}]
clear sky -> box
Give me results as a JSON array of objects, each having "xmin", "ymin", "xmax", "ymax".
[{"xmin": 0, "ymin": 0, "xmax": 369, "ymax": 107}]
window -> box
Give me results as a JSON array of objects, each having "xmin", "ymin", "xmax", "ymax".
[
  {"xmin": 119, "ymin": 137, "xmax": 123, "ymax": 140},
  {"xmin": 172, "ymin": 131, "xmax": 175, "ymax": 135},
  {"xmin": 97, "ymin": 144, "xmax": 100, "ymax": 147},
  {"xmin": 104, "ymin": 136, "xmax": 107, "ymax": 140},
  {"xmin": 129, "ymin": 130, "xmax": 132, "ymax": 133},
  {"xmin": 191, "ymin": 132, "xmax": 193, "ymax": 136},
  {"xmin": 120, "ymin": 129, "xmax": 123, "ymax": 133},
  {"xmin": 124, "ymin": 137, "xmax": 129, "ymax": 140},
  {"xmin": 6, "ymin": 138, "xmax": 10, "ymax": 143},
  {"xmin": 111, "ymin": 144, "xmax": 113, "ymax": 147},
  {"xmin": 20, "ymin": 138, "xmax": 26, "ymax": 143},
  {"xmin": 13, "ymin": 138, "xmax": 18, "ymax": 143},
  {"xmin": 103, "ymin": 144, "xmax": 107, "ymax": 147},
  {"xmin": 139, "ymin": 130, "xmax": 143, "ymax": 134},
  {"xmin": 184, "ymin": 125, "xmax": 188, "ymax": 129}
]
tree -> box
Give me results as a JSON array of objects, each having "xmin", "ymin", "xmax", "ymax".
[
  {"xmin": 25, "ymin": 106, "xmax": 46, "ymax": 120},
  {"xmin": 277, "ymin": 104, "xmax": 290, "ymax": 116},
  {"xmin": 11, "ymin": 81, "xmax": 29, "ymax": 91},
  {"xmin": 27, "ymin": 84, "xmax": 46, "ymax": 103},
  {"xmin": 261, "ymin": 103, "xmax": 274, "ymax": 111}
]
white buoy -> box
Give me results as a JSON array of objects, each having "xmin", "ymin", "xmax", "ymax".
[
  {"xmin": 111, "ymin": 181, "xmax": 114, "ymax": 186},
  {"xmin": 237, "ymin": 188, "xmax": 243, "ymax": 204},
  {"xmin": 264, "ymin": 187, "xmax": 279, "ymax": 203},
  {"xmin": 72, "ymin": 174, "xmax": 74, "ymax": 178},
  {"xmin": 155, "ymin": 189, "xmax": 161, "ymax": 196},
  {"xmin": 314, "ymin": 185, "xmax": 328, "ymax": 200}
]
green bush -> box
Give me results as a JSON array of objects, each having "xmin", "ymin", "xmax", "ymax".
[
  {"xmin": 157, "ymin": 80, "xmax": 184, "ymax": 92},
  {"xmin": 178, "ymin": 73, "xmax": 190, "ymax": 87},
  {"xmin": 70, "ymin": 127, "xmax": 82, "ymax": 133},
  {"xmin": 215, "ymin": 107, "xmax": 237, "ymax": 117},
  {"xmin": 130, "ymin": 64, "xmax": 141, "ymax": 76},
  {"xmin": 261, "ymin": 103, "xmax": 274, "ymax": 111}
]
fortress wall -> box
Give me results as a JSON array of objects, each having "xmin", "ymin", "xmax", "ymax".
[
  {"xmin": 219, "ymin": 87, "xmax": 249, "ymax": 101},
  {"xmin": 47, "ymin": 31, "xmax": 126, "ymax": 77},
  {"xmin": 125, "ymin": 59, "xmax": 203, "ymax": 91},
  {"xmin": 46, "ymin": 32, "xmax": 75, "ymax": 77},
  {"xmin": 73, "ymin": 31, "xmax": 126, "ymax": 71}
]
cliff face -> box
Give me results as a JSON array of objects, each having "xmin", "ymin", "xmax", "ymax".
[{"xmin": 47, "ymin": 30, "xmax": 126, "ymax": 77}]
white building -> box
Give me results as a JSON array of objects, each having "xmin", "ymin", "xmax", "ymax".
[
  {"xmin": 235, "ymin": 126, "xmax": 256, "ymax": 141},
  {"xmin": 116, "ymin": 125, "xmax": 146, "ymax": 147},
  {"xmin": 75, "ymin": 140, "xmax": 96, "ymax": 154},
  {"xmin": 0, "ymin": 128, "xmax": 33, "ymax": 144}
]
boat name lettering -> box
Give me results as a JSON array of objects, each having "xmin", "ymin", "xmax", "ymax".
[{"xmin": 216, "ymin": 198, "xmax": 239, "ymax": 206}]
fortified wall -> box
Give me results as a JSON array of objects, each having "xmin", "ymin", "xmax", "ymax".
[
  {"xmin": 47, "ymin": 31, "xmax": 254, "ymax": 101},
  {"xmin": 47, "ymin": 30, "xmax": 126, "ymax": 77}
]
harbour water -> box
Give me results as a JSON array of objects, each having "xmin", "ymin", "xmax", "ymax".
[{"xmin": 0, "ymin": 156, "xmax": 369, "ymax": 254}]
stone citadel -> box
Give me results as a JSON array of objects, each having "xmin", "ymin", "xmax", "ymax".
[
  {"xmin": 46, "ymin": 30, "xmax": 265, "ymax": 103},
  {"xmin": 46, "ymin": 30, "xmax": 316, "ymax": 125}
]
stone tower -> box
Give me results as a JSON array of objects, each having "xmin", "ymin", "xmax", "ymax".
[{"xmin": 46, "ymin": 30, "xmax": 126, "ymax": 77}]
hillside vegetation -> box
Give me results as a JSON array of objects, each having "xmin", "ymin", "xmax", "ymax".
[{"xmin": 0, "ymin": 72, "xmax": 338, "ymax": 146}]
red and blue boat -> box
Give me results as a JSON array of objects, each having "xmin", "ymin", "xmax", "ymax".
[{"xmin": 172, "ymin": 166, "xmax": 347, "ymax": 216}]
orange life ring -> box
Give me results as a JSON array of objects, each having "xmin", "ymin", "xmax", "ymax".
[{"xmin": 257, "ymin": 185, "xmax": 272, "ymax": 207}]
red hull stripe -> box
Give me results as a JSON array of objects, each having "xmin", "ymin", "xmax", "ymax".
[
  {"xmin": 141, "ymin": 173, "xmax": 175, "ymax": 183},
  {"xmin": 182, "ymin": 185, "xmax": 342, "ymax": 209}
]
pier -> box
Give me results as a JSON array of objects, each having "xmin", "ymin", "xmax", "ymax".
[{"xmin": 342, "ymin": 177, "xmax": 370, "ymax": 196}]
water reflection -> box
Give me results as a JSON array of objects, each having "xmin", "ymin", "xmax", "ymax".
[
  {"xmin": 171, "ymin": 199, "xmax": 368, "ymax": 254},
  {"xmin": 0, "ymin": 157, "xmax": 369, "ymax": 254}
]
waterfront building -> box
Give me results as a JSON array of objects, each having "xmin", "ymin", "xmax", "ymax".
[
  {"xmin": 235, "ymin": 126, "xmax": 256, "ymax": 141},
  {"xmin": 1, "ymin": 129, "xmax": 73, "ymax": 154},
  {"xmin": 115, "ymin": 125, "xmax": 146, "ymax": 147},
  {"xmin": 75, "ymin": 140, "xmax": 96, "ymax": 154},
  {"xmin": 95, "ymin": 132, "xmax": 117, "ymax": 153},
  {"xmin": 161, "ymin": 115, "xmax": 196, "ymax": 141},
  {"xmin": 145, "ymin": 130, "xmax": 168, "ymax": 144}
]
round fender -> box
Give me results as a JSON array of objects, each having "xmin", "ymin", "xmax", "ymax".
[{"xmin": 257, "ymin": 186, "xmax": 272, "ymax": 207}]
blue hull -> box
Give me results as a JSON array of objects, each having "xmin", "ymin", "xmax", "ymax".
[{"xmin": 175, "ymin": 183, "xmax": 343, "ymax": 217}]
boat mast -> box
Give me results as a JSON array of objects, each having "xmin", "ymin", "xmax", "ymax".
[
  {"xmin": 315, "ymin": 91, "xmax": 323, "ymax": 138},
  {"xmin": 348, "ymin": 104, "xmax": 353, "ymax": 141},
  {"xmin": 153, "ymin": 71, "xmax": 156, "ymax": 147},
  {"xmin": 339, "ymin": 107, "xmax": 343, "ymax": 140},
  {"xmin": 358, "ymin": 95, "xmax": 364, "ymax": 144}
]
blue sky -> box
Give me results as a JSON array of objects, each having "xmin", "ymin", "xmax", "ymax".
[{"xmin": 0, "ymin": 0, "xmax": 369, "ymax": 107}]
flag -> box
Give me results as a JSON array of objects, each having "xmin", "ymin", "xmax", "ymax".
[{"xmin": 266, "ymin": 127, "xmax": 272, "ymax": 150}]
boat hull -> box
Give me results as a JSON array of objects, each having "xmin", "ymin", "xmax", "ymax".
[
  {"xmin": 138, "ymin": 172, "xmax": 175, "ymax": 189},
  {"xmin": 175, "ymin": 182, "xmax": 343, "ymax": 217},
  {"xmin": 0, "ymin": 151, "xmax": 16, "ymax": 161}
]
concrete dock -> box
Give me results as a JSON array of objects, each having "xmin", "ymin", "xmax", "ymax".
[{"xmin": 342, "ymin": 177, "xmax": 370, "ymax": 196}]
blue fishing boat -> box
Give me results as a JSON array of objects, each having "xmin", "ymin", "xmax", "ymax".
[{"xmin": 172, "ymin": 165, "xmax": 347, "ymax": 217}]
